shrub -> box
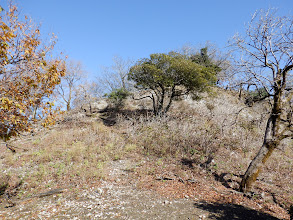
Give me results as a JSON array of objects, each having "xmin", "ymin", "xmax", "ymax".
[
  {"xmin": 245, "ymin": 87, "xmax": 269, "ymax": 106},
  {"xmin": 106, "ymin": 88, "xmax": 130, "ymax": 109}
]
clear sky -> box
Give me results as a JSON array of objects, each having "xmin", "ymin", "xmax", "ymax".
[{"xmin": 3, "ymin": 0, "xmax": 293, "ymax": 78}]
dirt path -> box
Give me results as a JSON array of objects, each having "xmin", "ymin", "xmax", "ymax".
[{"xmin": 0, "ymin": 160, "xmax": 282, "ymax": 219}]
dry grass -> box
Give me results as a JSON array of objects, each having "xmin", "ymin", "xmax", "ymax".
[
  {"xmin": 0, "ymin": 87, "xmax": 292, "ymax": 218},
  {"xmin": 116, "ymin": 88, "xmax": 292, "ymax": 213},
  {"xmin": 0, "ymin": 117, "xmax": 129, "ymax": 198}
]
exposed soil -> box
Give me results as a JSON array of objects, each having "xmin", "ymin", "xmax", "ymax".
[{"xmin": 0, "ymin": 159, "xmax": 287, "ymax": 219}]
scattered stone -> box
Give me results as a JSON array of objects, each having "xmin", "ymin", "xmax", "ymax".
[
  {"xmin": 199, "ymin": 214, "xmax": 206, "ymax": 219},
  {"xmin": 96, "ymin": 188, "xmax": 103, "ymax": 195}
]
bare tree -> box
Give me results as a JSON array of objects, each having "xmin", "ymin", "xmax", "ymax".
[
  {"xmin": 56, "ymin": 60, "xmax": 86, "ymax": 111},
  {"xmin": 98, "ymin": 55, "xmax": 133, "ymax": 93},
  {"xmin": 73, "ymin": 81, "xmax": 101, "ymax": 113},
  {"xmin": 230, "ymin": 9, "xmax": 293, "ymax": 192}
]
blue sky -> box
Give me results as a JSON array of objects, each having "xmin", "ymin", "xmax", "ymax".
[{"xmin": 3, "ymin": 0, "xmax": 293, "ymax": 78}]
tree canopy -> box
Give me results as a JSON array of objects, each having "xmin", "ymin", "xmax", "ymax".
[
  {"xmin": 0, "ymin": 4, "xmax": 65, "ymax": 141},
  {"xmin": 128, "ymin": 51, "xmax": 218, "ymax": 115}
]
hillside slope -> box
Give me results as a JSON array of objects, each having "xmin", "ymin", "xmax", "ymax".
[{"xmin": 0, "ymin": 88, "xmax": 292, "ymax": 219}]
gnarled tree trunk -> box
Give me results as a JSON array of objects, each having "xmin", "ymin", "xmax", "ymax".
[
  {"xmin": 229, "ymin": 8, "xmax": 293, "ymax": 194},
  {"xmin": 240, "ymin": 87, "xmax": 283, "ymax": 192},
  {"xmin": 239, "ymin": 139, "xmax": 279, "ymax": 192}
]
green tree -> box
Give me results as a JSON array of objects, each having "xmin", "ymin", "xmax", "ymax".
[
  {"xmin": 245, "ymin": 87, "xmax": 270, "ymax": 106},
  {"xmin": 106, "ymin": 87, "xmax": 130, "ymax": 110},
  {"xmin": 191, "ymin": 47, "xmax": 222, "ymax": 73},
  {"xmin": 128, "ymin": 52, "xmax": 218, "ymax": 115}
]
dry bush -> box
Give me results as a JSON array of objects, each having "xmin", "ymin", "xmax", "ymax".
[
  {"xmin": 110, "ymin": 88, "xmax": 293, "ymax": 214},
  {"xmin": 0, "ymin": 115, "xmax": 128, "ymax": 196},
  {"xmin": 118, "ymin": 88, "xmax": 292, "ymax": 196},
  {"xmin": 122, "ymin": 115, "xmax": 220, "ymax": 158},
  {"xmin": 119, "ymin": 88, "xmax": 265, "ymax": 159},
  {"xmin": 0, "ymin": 87, "xmax": 291, "ymax": 211}
]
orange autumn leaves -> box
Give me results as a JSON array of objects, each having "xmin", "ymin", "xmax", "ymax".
[{"xmin": 0, "ymin": 4, "xmax": 65, "ymax": 140}]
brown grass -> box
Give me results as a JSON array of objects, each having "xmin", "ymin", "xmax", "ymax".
[
  {"xmin": 0, "ymin": 87, "xmax": 292, "ymax": 219},
  {"xmin": 0, "ymin": 118, "xmax": 129, "ymax": 197}
]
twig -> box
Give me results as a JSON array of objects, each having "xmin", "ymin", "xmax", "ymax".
[
  {"xmin": 5, "ymin": 143, "xmax": 16, "ymax": 153},
  {"xmin": 31, "ymin": 188, "xmax": 65, "ymax": 198},
  {"xmin": 5, "ymin": 189, "xmax": 65, "ymax": 208}
]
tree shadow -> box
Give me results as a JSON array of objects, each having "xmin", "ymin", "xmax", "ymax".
[
  {"xmin": 99, "ymin": 108, "xmax": 153, "ymax": 127},
  {"xmin": 194, "ymin": 202, "xmax": 279, "ymax": 220},
  {"xmin": 212, "ymin": 172, "xmax": 244, "ymax": 191},
  {"xmin": 0, "ymin": 183, "xmax": 8, "ymax": 196},
  {"xmin": 213, "ymin": 172, "xmax": 233, "ymax": 189},
  {"xmin": 99, "ymin": 109, "xmax": 117, "ymax": 126},
  {"xmin": 180, "ymin": 157, "xmax": 242, "ymax": 191},
  {"xmin": 181, "ymin": 158, "xmax": 197, "ymax": 169}
]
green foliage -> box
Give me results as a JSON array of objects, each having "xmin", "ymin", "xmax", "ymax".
[
  {"xmin": 128, "ymin": 51, "xmax": 218, "ymax": 115},
  {"xmin": 106, "ymin": 88, "xmax": 130, "ymax": 109},
  {"xmin": 190, "ymin": 47, "xmax": 222, "ymax": 73},
  {"xmin": 245, "ymin": 87, "xmax": 270, "ymax": 106}
]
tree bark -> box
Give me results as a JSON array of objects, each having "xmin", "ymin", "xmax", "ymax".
[
  {"xmin": 240, "ymin": 99, "xmax": 282, "ymax": 192},
  {"xmin": 164, "ymin": 87, "xmax": 176, "ymax": 114},
  {"xmin": 240, "ymin": 74, "xmax": 284, "ymax": 192},
  {"xmin": 239, "ymin": 139, "xmax": 278, "ymax": 192},
  {"xmin": 66, "ymin": 102, "xmax": 71, "ymax": 111}
]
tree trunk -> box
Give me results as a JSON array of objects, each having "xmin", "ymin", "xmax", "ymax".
[
  {"xmin": 240, "ymin": 80, "xmax": 284, "ymax": 192},
  {"xmin": 67, "ymin": 87, "xmax": 72, "ymax": 111},
  {"xmin": 66, "ymin": 102, "xmax": 71, "ymax": 111},
  {"xmin": 157, "ymin": 89, "xmax": 165, "ymax": 115},
  {"xmin": 239, "ymin": 139, "xmax": 278, "ymax": 192},
  {"xmin": 164, "ymin": 86, "xmax": 176, "ymax": 114},
  {"xmin": 150, "ymin": 94, "xmax": 157, "ymax": 115},
  {"xmin": 89, "ymin": 102, "xmax": 92, "ymax": 114},
  {"xmin": 32, "ymin": 106, "xmax": 37, "ymax": 119}
]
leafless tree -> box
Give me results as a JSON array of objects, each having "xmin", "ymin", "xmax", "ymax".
[
  {"xmin": 56, "ymin": 60, "xmax": 87, "ymax": 111},
  {"xmin": 73, "ymin": 81, "xmax": 101, "ymax": 113},
  {"xmin": 230, "ymin": 9, "xmax": 293, "ymax": 192},
  {"xmin": 98, "ymin": 55, "xmax": 133, "ymax": 93}
]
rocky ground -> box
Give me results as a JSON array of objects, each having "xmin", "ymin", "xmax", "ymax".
[{"xmin": 0, "ymin": 159, "xmax": 284, "ymax": 219}]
